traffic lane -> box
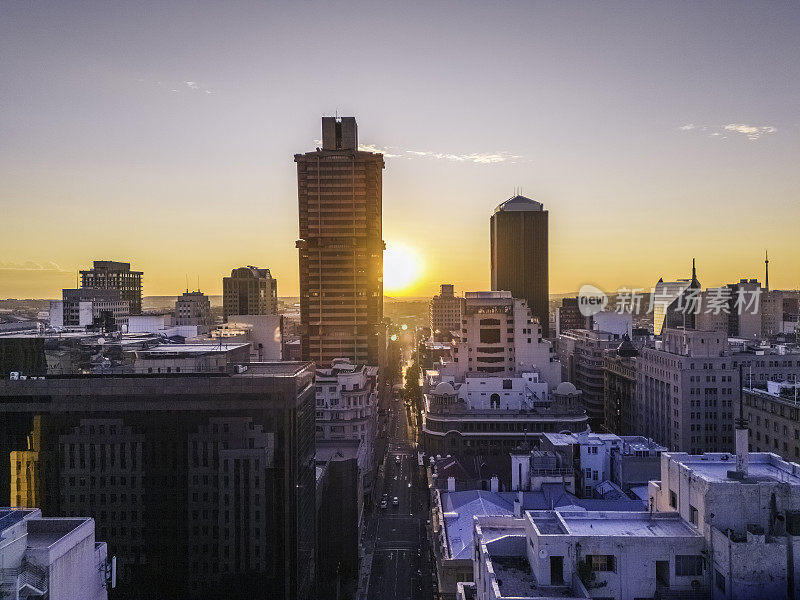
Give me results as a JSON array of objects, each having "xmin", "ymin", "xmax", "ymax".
[{"xmin": 369, "ymin": 548, "xmax": 417, "ymax": 600}]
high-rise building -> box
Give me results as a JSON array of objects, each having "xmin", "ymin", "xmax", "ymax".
[
  {"xmin": 652, "ymin": 259, "xmax": 701, "ymax": 335},
  {"xmin": 295, "ymin": 117, "xmax": 385, "ymax": 366},
  {"xmin": 445, "ymin": 291, "xmax": 560, "ymax": 386},
  {"xmin": 429, "ymin": 284, "xmax": 463, "ymax": 340},
  {"xmin": 0, "ymin": 362, "xmax": 316, "ymax": 600},
  {"xmin": 175, "ymin": 290, "xmax": 213, "ymax": 327},
  {"xmin": 80, "ymin": 260, "xmax": 143, "ymax": 315},
  {"xmin": 555, "ymin": 296, "xmax": 592, "ymax": 335},
  {"xmin": 52, "ymin": 288, "xmax": 130, "ymax": 328},
  {"xmin": 490, "ymin": 195, "xmax": 550, "ymax": 337},
  {"xmin": 222, "ymin": 266, "xmax": 278, "ymax": 321},
  {"xmin": 557, "ymin": 328, "xmax": 624, "ymax": 426}
]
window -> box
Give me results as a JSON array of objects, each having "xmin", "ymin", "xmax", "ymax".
[
  {"xmin": 689, "ymin": 505, "xmax": 698, "ymax": 526},
  {"xmin": 715, "ymin": 570, "xmax": 725, "ymax": 592},
  {"xmin": 675, "ymin": 555, "xmax": 703, "ymax": 577},
  {"xmin": 586, "ymin": 554, "xmax": 615, "ymax": 572},
  {"xmin": 669, "ymin": 490, "xmax": 677, "ymax": 508}
]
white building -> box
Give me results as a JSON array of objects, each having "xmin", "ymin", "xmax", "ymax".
[
  {"xmin": 442, "ymin": 291, "xmax": 560, "ymax": 389},
  {"xmin": 314, "ymin": 358, "xmax": 378, "ymax": 493},
  {"xmin": 207, "ymin": 314, "xmax": 283, "ymax": 361},
  {"xmin": 464, "ymin": 435, "xmax": 800, "ymax": 600},
  {"xmin": 0, "ymin": 507, "xmax": 109, "ymax": 600}
]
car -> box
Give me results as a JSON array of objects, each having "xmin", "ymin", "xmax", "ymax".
[
  {"xmin": 380, "ymin": 499, "xmax": 388, "ymax": 509},
  {"xmin": 395, "ymin": 455, "xmax": 401, "ymax": 464},
  {"xmin": 392, "ymin": 496, "xmax": 399, "ymax": 506}
]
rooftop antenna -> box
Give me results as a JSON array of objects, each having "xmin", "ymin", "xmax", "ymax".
[{"xmin": 185, "ymin": 274, "xmax": 189, "ymax": 294}]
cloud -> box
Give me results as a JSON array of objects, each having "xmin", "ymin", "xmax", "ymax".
[
  {"xmin": 723, "ymin": 123, "xmax": 776, "ymax": 140},
  {"xmin": 679, "ymin": 122, "xmax": 776, "ymax": 141},
  {"xmin": 310, "ymin": 139, "xmax": 525, "ymax": 164},
  {"xmin": 0, "ymin": 261, "xmax": 68, "ymax": 272},
  {"xmin": 185, "ymin": 81, "xmax": 199, "ymax": 90}
]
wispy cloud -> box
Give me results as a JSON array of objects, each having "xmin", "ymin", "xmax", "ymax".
[
  {"xmin": 137, "ymin": 79, "xmax": 214, "ymax": 95},
  {"xmin": 723, "ymin": 123, "xmax": 776, "ymax": 140},
  {"xmin": 678, "ymin": 122, "xmax": 777, "ymax": 141},
  {"xmin": 0, "ymin": 261, "xmax": 68, "ymax": 272},
  {"xmin": 310, "ymin": 139, "xmax": 524, "ymax": 164}
]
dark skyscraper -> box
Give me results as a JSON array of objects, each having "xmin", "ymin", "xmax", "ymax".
[
  {"xmin": 490, "ymin": 195, "xmax": 550, "ymax": 337},
  {"xmin": 0, "ymin": 363, "xmax": 317, "ymax": 600},
  {"xmin": 295, "ymin": 117, "xmax": 385, "ymax": 366}
]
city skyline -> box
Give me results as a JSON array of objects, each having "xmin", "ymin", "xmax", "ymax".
[{"xmin": 2, "ymin": 1, "xmax": 800, "ymax": 299}]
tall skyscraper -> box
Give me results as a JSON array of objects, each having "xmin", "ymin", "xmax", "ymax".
[
  {"xmin": 295, "ymin": 117, "xmax": 385, "ymax": 366},
  {"xmin": 490, "ymin": 195, "xmax": 550, "ymax": 337},
  {"xmin": 80, "ymin": 260, "xmax": 143, "ymax": 315},
  {"xmin": 222, "ymin": 266, "xmax": 278, "ymax": 322}
]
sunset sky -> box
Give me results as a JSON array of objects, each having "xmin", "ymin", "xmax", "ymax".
[{"xmin": 1, "ymin": 1, "xmax": 799, "ymax": 299}]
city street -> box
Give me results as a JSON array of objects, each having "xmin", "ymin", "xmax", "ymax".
[{"xmin": 365, "ymin": 363, "xmax": 433, "ymax": 600}]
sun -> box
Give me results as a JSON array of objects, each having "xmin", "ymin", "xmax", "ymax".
[{"xmin": 383, "ymin": 243, "xmax": 423, "ymax": 294}]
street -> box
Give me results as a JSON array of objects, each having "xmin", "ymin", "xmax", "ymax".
[{"xmin": 365, "ymin": 359, "xmax": 434, "ymax": 600}]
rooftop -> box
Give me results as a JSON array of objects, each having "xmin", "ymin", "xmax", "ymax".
[
  {"xmin": 667, "ymin": 451, "xmax": 800, "ymax": 485},
  {"xmin": 135, "ymin": 343, "xmax": 249, "ymax": 355},
  {"xmin": 529, "ymin": 510, "xmax": 701, "ymax": 539},
  {"xmin": 493, "ymin": 194, "xmax": 544, "ymax": 213},
  {"xmin": 439, "ymin": 487, "xmax": 643, "ymax": 559}
]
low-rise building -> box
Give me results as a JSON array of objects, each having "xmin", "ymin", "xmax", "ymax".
[
  {"xmin": 0, "ymin": 507, "xmax": 109, "ymax": 600},
  {"xmin": 422, "ymin": 377, "xmax": 587, "ymax": 459},
  {"xmin": 464, "ymin": 433, "xmax": 800, "ymax": 600},
  {"xmin": 127, "ymin": 343, "xmax": 250, "ymax": 374},
  {"xmin": 174, "ymin": 290, "xmax": 213, "ymax": 328}
]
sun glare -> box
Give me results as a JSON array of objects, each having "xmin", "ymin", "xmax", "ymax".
[{"xmin": 383, "ymin": 244, "xmax": 422, "ymax": 294}]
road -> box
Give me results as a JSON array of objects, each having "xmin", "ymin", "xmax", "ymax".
[{"xmin": 366, "ymin": 362, "xmax": 434, "ymax": 600}]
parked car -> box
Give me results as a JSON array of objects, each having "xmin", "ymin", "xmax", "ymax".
[{"xmin": 392, "ymin": 496, "xmax": 399, "ymax": 507}]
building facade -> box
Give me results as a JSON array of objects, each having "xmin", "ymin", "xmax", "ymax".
[
  {"xmin": 430, "ymin": 284, "xmax": 463, "ymax": 340},
  {"xmin": 558, "ymin": 329, "xmax": 623, "ymax": 427},
  {"xmin": 0, "ymin": 507, "xmax": 109, "ymax": 600},
  {"xmin": 79, "ymin": 260, "xmax": 143, "ymax": 315},
  {"xmin": 175, "ymin": 291, "xmax": 213, "ymax": 327},
  {"xmin": 743, "ymin": 381, "xmax": 800, "ymax": 460},
  {"xmin": 635, "ymin": 328, "xmax": 800, "ymax": 453},
  {"xmin": 0, "ymin": 363, "xmax": 316, "ymax": 600},
  {"xmin": 295, "ymin": 117, "xmax": 385, "ymax": 366},
  {"xmin": 490, "ymin": 195, "xmax": 550, "ymax": 337},
  {"xmin": 222, "ymin": 266, "xmax": 278, "ymax": 321},
  {"xmin": 444, "ymin": 291, "xmax": 560, "ymax": 386},
  {"xmin": 602, "ymin": 334, "xmax": 639, "ymax": 435},
  {"xmin": 555, "ymin": 296, "xmax": 591, "ymax": 336}
]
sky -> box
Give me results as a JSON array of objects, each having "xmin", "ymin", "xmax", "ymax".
[{"xmin": 1, "ymin": 1, "xmax": 799, "ymax": 299}]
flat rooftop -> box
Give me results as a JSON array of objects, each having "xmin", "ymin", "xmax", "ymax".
[
  {"xmin": 440, "ymin": 488, "xmax": 643, "ymax": 559},
  {"xmin": 532, "ymin": 511, "xmax": 702, "ymax": 539},
  {"xmin": 668, "ymin": 452, "xmax": 800, "ymax": 485},
  {"xmin": 135, "ymin": 343, "xmax": 249, "ymax": 354}
]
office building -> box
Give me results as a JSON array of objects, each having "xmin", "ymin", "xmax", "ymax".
[
  {"xmin": 430, "ymin": 284, "xmax": 463, "ymax": 340},
  {"xmin": 557, "ymin": 328, "xmax": 624, "ymax": 426},
  {"xmin": 743, "ymin": 380, "xmax": 800, "ymax": 460},
  {"xmin": 0, "ymin": 362, "xmax": 316, "ymax": 600},
  {"xmin": 295, "ymin": 117, "xmax": 385, "ymax": 366},
  {"xmin": 222, "ymin": 266, "xmax": 278, "ymax": 322},
  {"xmin": 0, "ymin": 507, "xmax": 109, "ymax": 600},
  {"xmin": 444, "ymin": 291, "xmax": 560, "ymax": 386},
  {"xmin": 555, "ymin": 296, "xmax": 591, "ymax": 335},
  {"xmin": 652, "ymin": 262, "xmax": 703, "ymax": 336},
  {"xmin": 79, "ymin": 260, "xmax": 143, "ymax": 315},
  {"xmin": 603, "ymin": 334, "xmax": 639, "ymax": 435},
  {"xmin": 635, "ymin": 328, "xmax": 800, "ymax": 453},
  {"xmin": 175, "ymin": 290, "xmax": 213, "ymax": 327},
  {"xmin": 51, "ymin": 288, "xmax": 130, "ymax": 329},
  {"xmin": 490, "ymin": 195, "xmax": 550, "ymax": 337}
]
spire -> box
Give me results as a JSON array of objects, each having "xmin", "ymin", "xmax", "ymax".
[
  {"xmin": 765, "ymin": 250, "xmax": 770, "ymax": 292},
  {"xmin": 692, "ymin": 257, "xmax": 696, "ymax": 280}
]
